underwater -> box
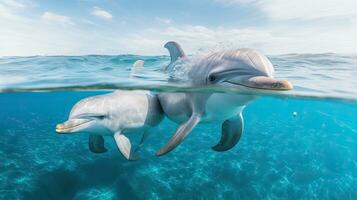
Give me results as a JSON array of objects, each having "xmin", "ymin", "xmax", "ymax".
[{"xmin": 0, "ymin": 53, "xmax": 356, "ymax": 199}]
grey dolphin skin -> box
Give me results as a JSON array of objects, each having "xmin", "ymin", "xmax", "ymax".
[
  {"xmin": 56, "ymin": 61, "xmax": 164, "ymax": 160},
  {"xmin": 56, "ymin": 42, "xmax": 292, "ymax": 160},
  {"xmin": 56, "ymin": 90, "xmax": 163, "ymax": 160},
  {"xmin": 156, "ymin": 41, "xmax": 293, "ymax": 156}
]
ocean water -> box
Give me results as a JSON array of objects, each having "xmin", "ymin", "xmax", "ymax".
[{"xmin": 0, "ymin": 54, "xmax": 356, "ymax": 199}]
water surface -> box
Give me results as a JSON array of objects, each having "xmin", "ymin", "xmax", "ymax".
[
  {"xmin": 0, "ymin": 54, "xmax": 356, "ymax": 199},
  {"xmin": 1, "ymin": 54, "xmax": 356, "ymax": 101}
]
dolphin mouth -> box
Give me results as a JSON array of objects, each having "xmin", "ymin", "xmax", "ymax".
[
  {"xmin": 56, "ymin": 118, "xmax": 95, "ymax": 134},
  {"xmin": 227, "ymin": 76, "xmax": 293, "ymax": 91}
]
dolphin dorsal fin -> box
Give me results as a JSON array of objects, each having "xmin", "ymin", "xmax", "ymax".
[
  {"xmin": 132, "ymin": 60, "xmax": 144, "ymax": 69},
  {"xmin": 164, "ymin": 41, "xmax": 186, "ymax": 63},
  {"xmin": 130, "ymin": 60, "xmax": 144, "ymax": 78}
]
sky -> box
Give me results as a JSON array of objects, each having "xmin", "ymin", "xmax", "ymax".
[{"xmin": 1, "ymin": 0, "xmax": 357, "ymax": 56}]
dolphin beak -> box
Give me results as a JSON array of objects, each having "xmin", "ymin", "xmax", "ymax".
[
  {"xmin": 56, "ymin": 123, "xmax": 66, "ymax": 133},
  {"xmin": 241, "ymin": 76, "xmax": 293, "ymax": 91},
  {"xmin": 56, "ymin": 118, "xmax": 94, "ymax": 134}
]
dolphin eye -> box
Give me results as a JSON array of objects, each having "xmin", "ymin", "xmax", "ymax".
[{"xmin": 209, "ymin": 75, "xmax": 216, "ymax": 82}]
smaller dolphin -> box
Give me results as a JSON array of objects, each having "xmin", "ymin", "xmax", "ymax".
[
  {"xmin": 56, "ymin": 90, "xmax": 163, "ymax": 160},
  {"xmin": 56, "ymin": 61, "xmax": 163, "ymax": 160}
]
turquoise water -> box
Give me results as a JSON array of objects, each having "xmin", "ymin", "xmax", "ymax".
[{"xmin": 0, "ymin": 54, "xmax": 356, "ymax": 199}]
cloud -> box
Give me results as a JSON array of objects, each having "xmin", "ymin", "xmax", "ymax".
[
  {"xmin": 91, "ymin": 6, "xmax": 112, "ymax": 19},
  {"xmin": 155, "ymin": 17, "xmax": 173, "ymax": 24},
  {"xmin": 107, "ymin": 24, "xmax": 357, "ymax": 55},
  {"xmin": 1, "ymin": 0, "xmax": 25, "ymax": 8},
  {"xmin": 42, "ymin": 11, "xmax": 74, "ymax": 25},
  {"xmin": 114, "ymin": 25, "xmax": 268, "ymax": 55},
  {"xmin": 215, "ymin": 0, "xmax": 258, "ymax": 6},
  {"xmin": 258, "ymin": 0, "xmax": 357, "ymax": 20},
  {"xmin": 1, "ymin": 0, "xmax": 357, "ymax": 56},
  {"xmin": 2, "ymin": 21, "xmax": 357, "ymax": 56},
  {"xmin": 215, "ymin": 0, "xmax": 357, "ymax": 20},
  {"xmin": 0, "ymin": 0, "xmax": 28, "ymax": 18}
]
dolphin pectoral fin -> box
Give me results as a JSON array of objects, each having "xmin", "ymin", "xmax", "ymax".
[
  {"xmin": 89, "ymin": 135, "xmax": 107, "ymax": 153},
  {"xmin": 156, "ymin": 114, "xmax": 201, "ymax": 156},
  {"xmin": 212, "ymin": 113, "xmax": 244, "ymax": 152},
  {"xmin": 114, "ymin": 132, "xmax": 136, "ymax": 160}
]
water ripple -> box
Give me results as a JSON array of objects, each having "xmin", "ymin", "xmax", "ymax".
[{"xmin": 0, "ymin": 54, "xmax": 356, "ymax": 101}]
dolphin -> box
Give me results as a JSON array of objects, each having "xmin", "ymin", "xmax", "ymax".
[
  {"xmin": 56, "ymin": 62, "xmax": 163, "ymax": 160},
  {"xmin": 156, "ymin": 41, "xmax": 293, "ymax": 156}
]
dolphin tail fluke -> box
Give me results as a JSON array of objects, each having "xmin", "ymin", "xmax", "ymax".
[
  {"xmin": 156, "ymin": 114, "xmax": 201, "ymax": 156},
  {"xmin": 114, "ymin": 132, "xmax": 137, "ymax": 160},
  {"xmin": 130, "ymin": 60, "xmax": 144, "ymax": 78},
  {"xmin": 212, "ymin": 113, "xmax": 244, "ymax": 151},
  {"xmin": 164, "ymin": 41, "xmax": 186, "ymax": 64},
  {"xmin": 89, "ymin": 135, "xmax": 107, "ymax": 153}
]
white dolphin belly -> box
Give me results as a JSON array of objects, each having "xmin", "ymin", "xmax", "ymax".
[{"xmin": 204, "ymin": 93, "xmax": 255, "ymax": 122}]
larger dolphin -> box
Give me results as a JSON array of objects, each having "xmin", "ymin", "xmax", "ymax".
[{"xmin": 156, "ymin": 41, "xmax": 293, "ymax": 156}]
